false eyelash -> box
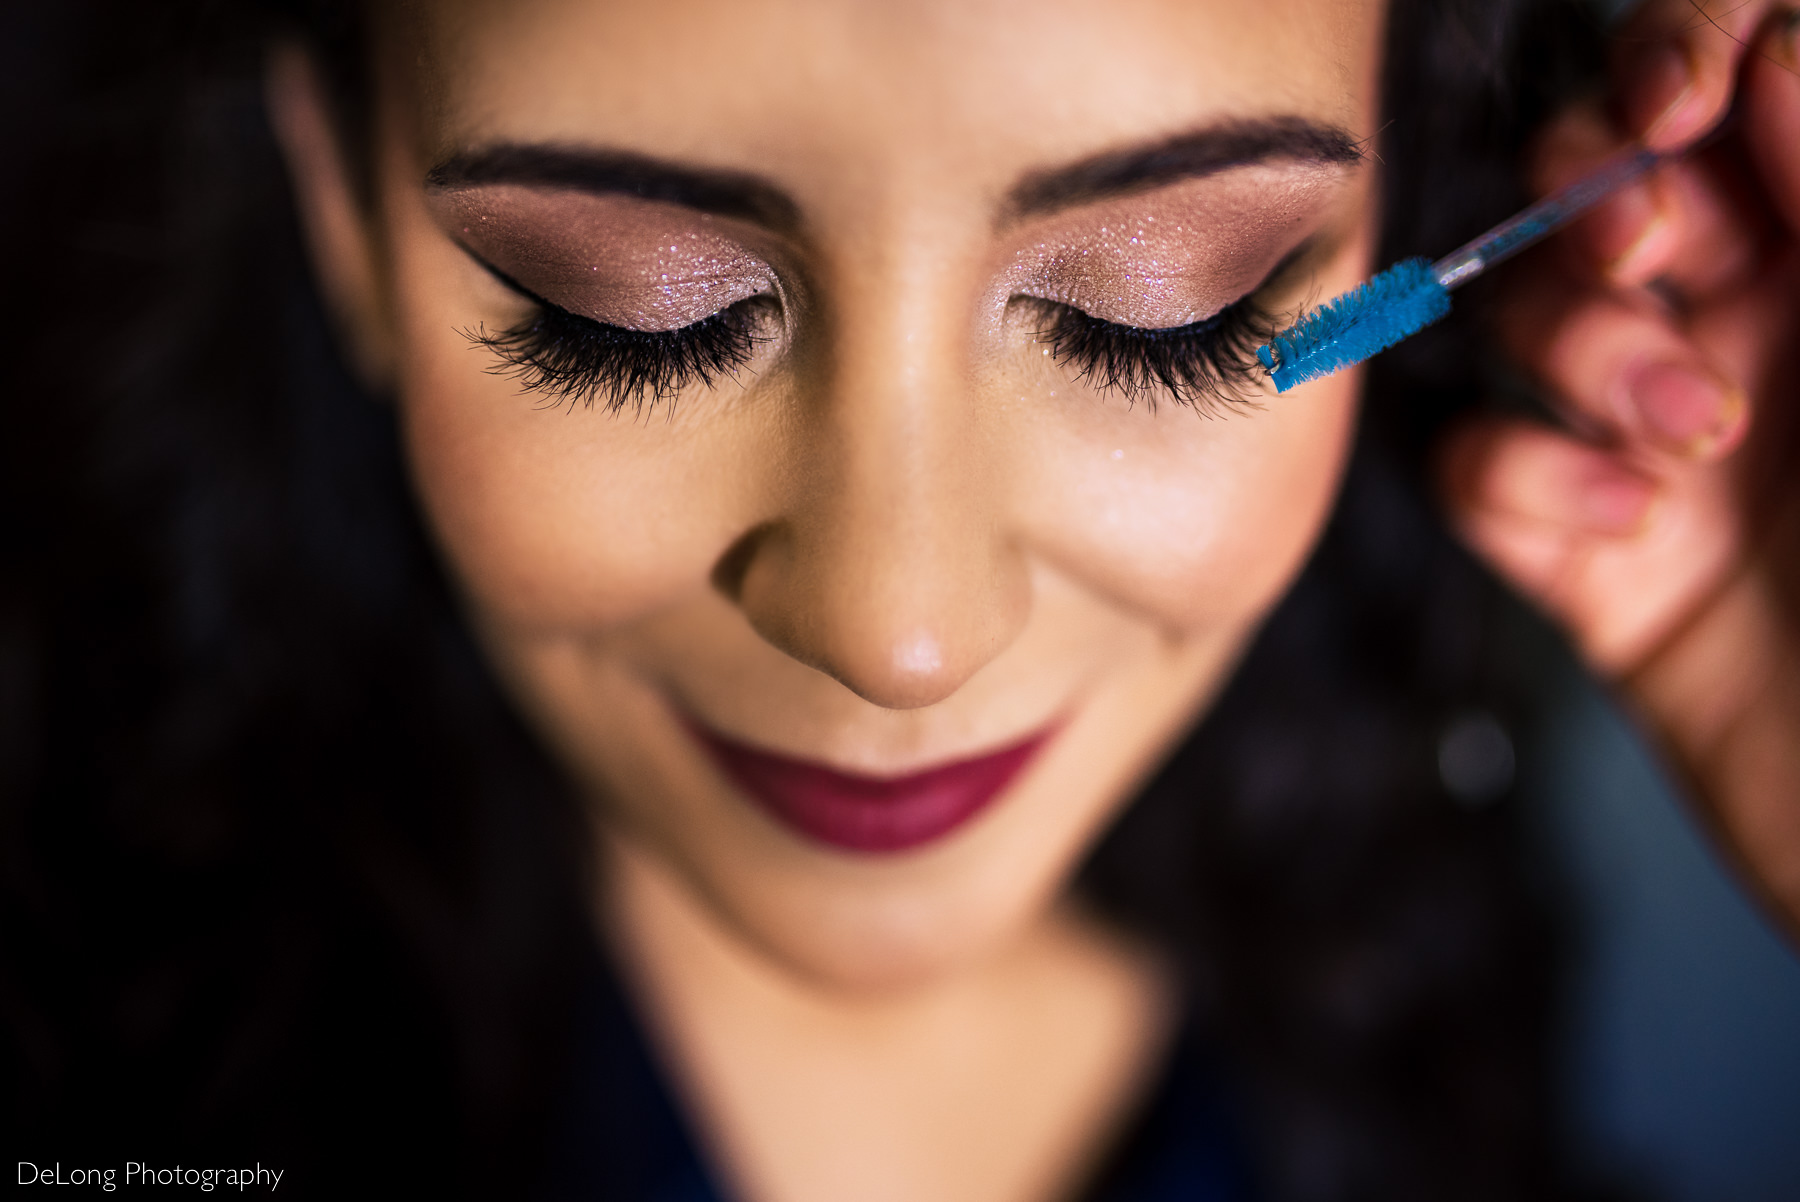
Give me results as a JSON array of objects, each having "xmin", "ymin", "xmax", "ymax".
[
  {"xmin": 1032, "ymin": 295, "xmax": 1277, "ymax": 413},
  {"xmin": 466, "ymin": 297, "xmax": 771, "ymax": 416}
]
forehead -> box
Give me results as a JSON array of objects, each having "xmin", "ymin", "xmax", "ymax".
[{"xmin": 383, "ymin": 0, "xmax": 1386, "ymax": 190}]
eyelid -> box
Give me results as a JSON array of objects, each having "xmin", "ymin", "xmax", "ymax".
[
  {"xmin": 454, "ymin": 238, "xmax": 774, "ymax": 334},
  {"xmin": 998, "ymin": 161, "xmax": 1349, "ymax": 329},
  {"xmin": 1016, "ymin": 233, "xmax": 1317, "ymax": 332},
  {"xmin": 434, "ymin": 185, "xmax": 785, "ymax": 333},
  {"xmin": 1023, "ymin": 236, "xmax": 1323, "ymax": 412},
  {"xmin": 457, "ymin": 240, "xmax": 568, "ymax": 313}
]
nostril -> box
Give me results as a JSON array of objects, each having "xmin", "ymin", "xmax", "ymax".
[
  {"xmin": 711, "ymin": 521, "xmax": 777, "ymax": 601},
  {"xmin": 723, "ymin": 513, "xmax": 1030, "ymax": 711}
]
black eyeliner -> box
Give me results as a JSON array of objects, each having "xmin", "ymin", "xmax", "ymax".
[{"xmin": 453, "ymin": 240, "xmax": 770, "ymax": 416}]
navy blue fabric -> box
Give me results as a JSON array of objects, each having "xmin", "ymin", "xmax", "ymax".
[
  {"xmin": 538, "ymin": 952, "xmax": 721, "ymax": 1202},
  {"xmin": 1077, "ymin": 1022, "xmax": 1250, "ymax": 1202},
  {"xmin": 539, "ymin": 948, "xmax": 1249, "ymax": 1202}
]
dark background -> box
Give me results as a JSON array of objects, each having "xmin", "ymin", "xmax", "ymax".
[{"xmin": 3, "ymin": 1, "xmax": 1797, "ymax": 1199}]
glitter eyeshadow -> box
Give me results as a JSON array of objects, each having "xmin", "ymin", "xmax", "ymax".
[
  {"xmin": 999, "ymin": 163, "xmax": 1344, "ymax": 330},
  {"xmin": 427, "ymin": 184, "xmax": 777, "ymax": 331}
]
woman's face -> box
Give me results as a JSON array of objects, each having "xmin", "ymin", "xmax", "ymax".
[{"xmin": 348, "ymin": 0, "xmax": 1384, "ymax": 988}]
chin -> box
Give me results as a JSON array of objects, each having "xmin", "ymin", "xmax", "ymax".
[{"xmin": 611, "ymin": 763, "xmax": 1107, "ymax": 995}]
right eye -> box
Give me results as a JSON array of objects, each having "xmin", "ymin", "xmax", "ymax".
[
  {"xmin": 468, "ymin": 294, "xmax": 777, "ymax": 416},
  {"xmin": 1028, "ymin": 294, "xmax": 1277, "ymax": 414}
]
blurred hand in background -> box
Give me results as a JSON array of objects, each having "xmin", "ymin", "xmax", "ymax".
[{"xmin": 1444, "ymin": 2, "xmax": 1800, "ymax": 936}]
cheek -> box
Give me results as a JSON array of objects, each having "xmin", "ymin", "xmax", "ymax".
[
  {"xmin": 1008, "ymin": 216, "xmax": 1377, "ymax": 635},
  {"xmin": 384, "ymin": 213, "xmax": 777, "ymax": 630},
  {"xmin": 1016, "ymin": 372, "xmax": 1361, "ymax": 633}
]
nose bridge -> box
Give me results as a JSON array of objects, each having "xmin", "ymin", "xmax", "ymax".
[
  {"xmin": 731, "ymin": 218, "xmax": 1029, "ymax": 711},
  {"xmin": 831, "ymin": 236, "xmax": 974, "ymax": 551}
]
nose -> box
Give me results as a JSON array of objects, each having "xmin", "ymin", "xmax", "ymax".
[{"xmin": 722, "ymin": 277, "xmax": 1029, "ymax": 711}]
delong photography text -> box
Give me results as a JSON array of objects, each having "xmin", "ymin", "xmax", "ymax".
[{"xmin": 18, "ymin": 1162, "xmax": 284, "ymax": 1192}]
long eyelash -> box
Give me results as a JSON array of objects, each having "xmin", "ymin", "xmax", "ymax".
[
  {"xmin": 465, "ymin": 298, "xmax": 769, "ymax": 417},
  {"xmin": 1034, "ymin": 296, "xmax": 1277, "ymax": 414}
]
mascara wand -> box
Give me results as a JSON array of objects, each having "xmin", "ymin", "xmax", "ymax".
[{"xmin": 1256, "ymin": 145, "xmax": 1663, "ymax": 393}]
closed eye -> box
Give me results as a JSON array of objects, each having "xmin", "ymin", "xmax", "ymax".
[
  {"xmin": 467, "ymin": 298, "xmax": 774, "ymax": 416},
  {"xmin": 1027, "ymin": 239, "xmax": 1320, "ymax": 413},
  {"xmin": 1029, "ymin": 294, "xmax": 1275, "ymax": 414},
  {"xmin": 457, "ymin": 245, "xmax": 775, "ymax": 416}
]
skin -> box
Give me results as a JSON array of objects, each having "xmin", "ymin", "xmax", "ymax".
[
  {"xmin": 271, "ymin": 1, "xmax": 1381, "ymax": 1196},
  {"xmin": 264, "ymin": 0, "xmax": 1800, "ymax": 1198},
  {"xmin": 1446, "ymin": 0, "xmax": 1800, "ymax": 939}
]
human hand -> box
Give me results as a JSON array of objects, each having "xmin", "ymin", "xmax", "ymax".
[{"xmin": 1442, "ymin": 3, "xmax": 1800, "ymax": 935}]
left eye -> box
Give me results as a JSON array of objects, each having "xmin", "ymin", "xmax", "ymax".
[
  {"xmin": 1029, "ymin": 296, "xmax": 1276, "ymax": 412},
  {"xmin": 467, "ymin": 295, "xmax": 776, "ymax": 416}
]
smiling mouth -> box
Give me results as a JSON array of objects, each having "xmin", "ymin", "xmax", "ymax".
[{"xmin": 685, "ymin": 720, "xmax": 1058, "ymax": 854}]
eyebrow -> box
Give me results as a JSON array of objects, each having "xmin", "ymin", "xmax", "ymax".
[
  {"xmin": 425, "ymin": 145, "xmax": 803, "ymax": 232},
  {"xmin": 424, "ymin": 116, "xmax": 1363, "ymax": 235},
  {"xmin": 1004, "ymin": 117, "xmax": 1365, "ymax": 220}
]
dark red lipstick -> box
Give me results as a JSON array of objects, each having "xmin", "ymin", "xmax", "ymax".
[{"xmin": 688, "ymin": 723, "xmax": 1054, "ymax": 854}]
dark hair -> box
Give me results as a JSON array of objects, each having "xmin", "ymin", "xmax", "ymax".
[
  {"xmin": 1, "ymin": 2, "xmax": 1602, "ymax": 1198},
  {"xmin": 1083, "ymin": 2, "xmax": 1605, "ymax": 1197}
]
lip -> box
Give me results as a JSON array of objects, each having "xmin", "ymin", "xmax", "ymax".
[{"xmin": 686, "ymin": 720, "xmax": 1057, "ymax": 854}]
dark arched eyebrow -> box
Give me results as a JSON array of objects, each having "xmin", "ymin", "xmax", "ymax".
[
  {"xmin": 1002, "ymin": 117, "xmax": 1366, "ymax": 222},
  {"xmin": 424, "ymin": 116, "xmax": 1363, "ymax": 235},
  {"xmin": 425, "ymin": 145, "xmax": 803, "ymax": 233}
]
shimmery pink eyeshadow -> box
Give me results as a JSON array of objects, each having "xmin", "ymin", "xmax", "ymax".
[
  {"xmin": 1002, "ymin": 165, "xmax": 1343, "ymax": 328},
  {"xmin": 428, "ymin": 184, "xmax": 776, "ymax": 331}
]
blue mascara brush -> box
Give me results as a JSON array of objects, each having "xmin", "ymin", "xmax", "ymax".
[{"xmin": 1256, "ymin": 145, "xmax": 1663, "ymax": 393}]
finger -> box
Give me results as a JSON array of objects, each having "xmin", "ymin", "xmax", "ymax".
[
  {"xmin": 1495, "ymin": 268, "xmax": 1749, "ymax": 461},
  {"xmin": 1439, "ymin": 421, "xmax": 1641, "ymax": 632},
  {"xmin": 1453, "ymin": 504, "xmax": 1583, "ymax": 618},
  {"xmin": 1535, "ymin": 106, "xmax": 1768, "ymax": 293},
  {"xmin": 1614, "ymin": 0, "xmax": 1776, "ymax": 151},
  {"xmin": 1532, "ymin": 102, "xmax": 1680, "ymax": 280},
  {"xmin": 1441, "ymin": 419, "xmax": 1659, "ymax": 536},
  {"xmin": 1441, "ymin": 419, "xmax": 1749, "ymax": 674},
  {"xmin": 1743, "ymin": 9, "xmax": 1800, "ymax": 234}
]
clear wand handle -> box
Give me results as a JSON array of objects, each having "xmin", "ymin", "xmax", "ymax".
[{"xmin": 1432, "ymin": 146, "xmax": 1661, "ymax": 290}]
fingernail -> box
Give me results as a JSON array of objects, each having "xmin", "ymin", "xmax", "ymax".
[
  {"xmin": 1576, "ymin": 463, "xmax": 1657, "ymax": 534},
  {"xmin": 1623, "ymin": 41, "xmax": 1698, "ymax": 148},
  {"xmin": 1624, "ymin": 361, "xmax": 1746, "ymax": 458},
  {"xmin": 1596, "ymin": 180, "xmax": 1669, "ymax": 282}
]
